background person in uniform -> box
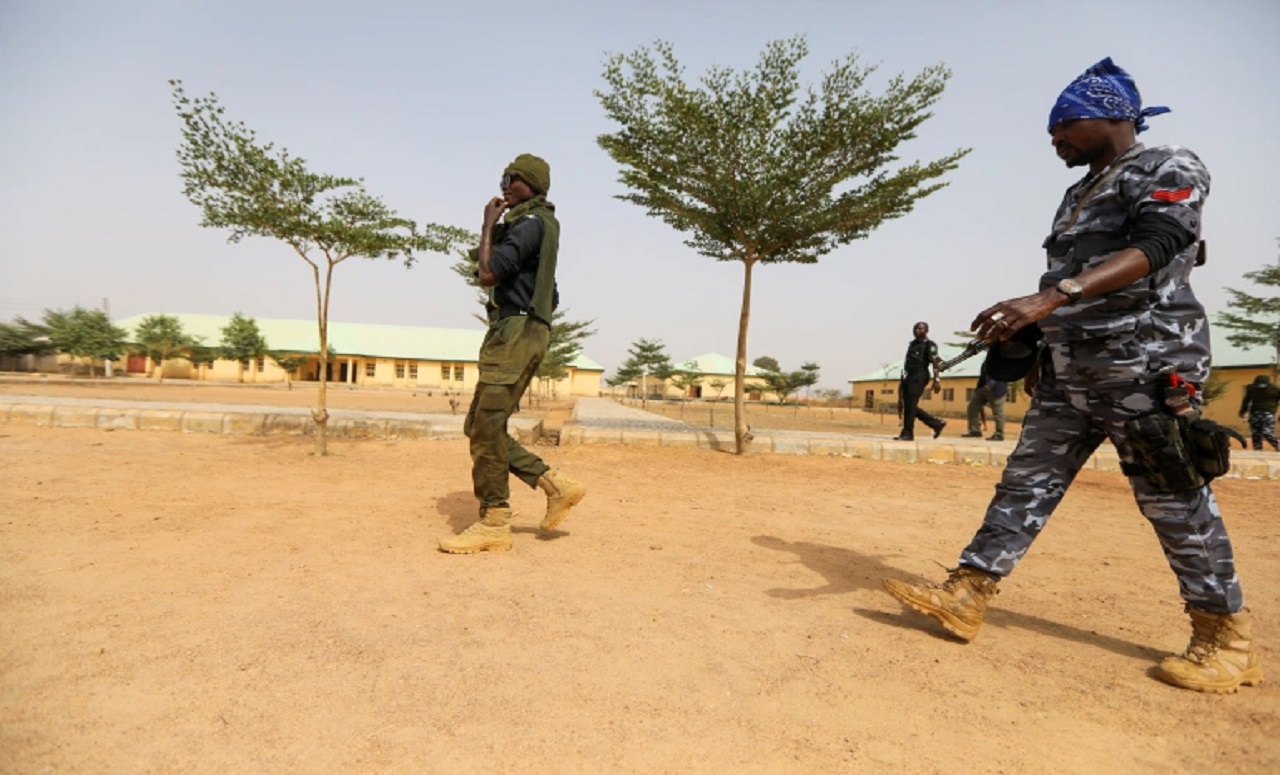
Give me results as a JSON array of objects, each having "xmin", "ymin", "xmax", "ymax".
[
  {"xmin": 882, "ymin": 58, "xmax": 1261, "ymax": 693},
  {"xmin": 440, "ymin": 154, "xmax": 586, "ymax": 554},
  {"xmin": 1239, "ymin": 374, "xmax": 1280, "ymax": 451},
  {"xmin": 894, "ymin": 321, "xmax": 946, "ymax": 441},
  {"xmin": 961, "ymin": 362, "xmax": 1007, "ymax": 441}
]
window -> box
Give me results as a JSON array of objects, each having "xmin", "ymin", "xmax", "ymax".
[
  {"xmin": 942, "ymin": 388, "xmax": 955, "ymax": 402},
  {"xmin": 256, "ymin": 356, "xmax": 266, "ymax": 371},
  {"xmin": 965, "ymin": 388, "xmax": 976, "ymax": 402},
  {"xmin": 395, "ymin": 361, "xmax": 406, "ymax": 379},
  {"xmin": 441, "ymin": 364, "xmax": 450, "ymax": 381},
  {"xmin": 365, "ymin": 362, "xmax": 376, "ymax": 378},
  {"xmin": 453, "ymin": 365, "xmax": 465, "ymax": 382},
  {"xmin": 408, "ymin": 364, "xmax": 418, "ymax": 379}
]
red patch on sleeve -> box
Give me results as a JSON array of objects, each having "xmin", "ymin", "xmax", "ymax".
[{"xmin": 1151, "ymin": 187, "xmax": 1193, "ymax": 202}]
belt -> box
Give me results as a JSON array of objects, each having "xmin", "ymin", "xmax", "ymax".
[{"xmin": 496, "ymin": 306, "xmax": 548, "ymax": 326}]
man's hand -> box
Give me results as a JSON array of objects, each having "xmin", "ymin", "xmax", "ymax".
[
  {"xmin": 931, "ymin": 380, "xmax": 941, "ymax": 394},
  {"xmin": 482, "ymin": 197, "xmax": 507, "ymax": 229},
  {"xmin": 973, "ymin": 287, "xmax": 1065, "ymax": 343}
]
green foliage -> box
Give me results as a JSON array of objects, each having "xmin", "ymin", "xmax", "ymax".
[
  {"xmin": 0, "ymin": 317, "xmax": 53, "ymax": 357},
  {"xmin": 595, "ymin": 36, "xmax": 968, "ymax": 451},
  {"xmin": 539, "ymin": 310, "xmax": 597, "ymax": 384},
  {"xmin": 619, "ymin": 338, "xmax": 673, "ymax": 381},
  {"xmin": 219, "ymin": 311, "xmax": 267, "ymax": 364},
  {"xmin": 134, "ymin": 314, "xmax": 195, "ymax": 375},
  {"xmin": 753, "ymin": 358, "xmax": 820, "ymax": 403},
  {"xmin": 1216, "ymin": 245, "xmax": 1280, "ymax": 377},
  {"xmin": 43, "ymin": 307, "xmax": 128, "ymax": 372},
  {"xmin": 707, "ymin": 378, "xmax": 728, "ymax": 399},
  {"xmin": 752, "ymin": 355, "xmax": 781, "ymax": 373}
]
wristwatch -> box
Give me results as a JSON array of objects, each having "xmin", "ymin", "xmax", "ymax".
[{"xmin": 1055, "ymin": 278, "xmax": 1084, "ymax": 303}]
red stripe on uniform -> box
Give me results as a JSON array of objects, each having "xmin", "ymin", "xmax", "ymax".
[{"xmin": 1151, "ymin": 187, "xmax": 1193, "ymax": 202}]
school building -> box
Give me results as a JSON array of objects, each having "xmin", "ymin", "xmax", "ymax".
[{"xmin": 111, "ymin": 313, "xmax": 605, "ymax": 397}]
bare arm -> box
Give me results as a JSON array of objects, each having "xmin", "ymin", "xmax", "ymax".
[{"xmin": 971, "ymin": 248, "xmax": 1153, "ymax": 342}]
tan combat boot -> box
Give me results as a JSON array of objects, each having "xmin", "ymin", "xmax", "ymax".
[
  {"xmin": 439, "ymin": 506, "xmax": 514, "ymax": 554},
  {"xmin": 882, "ymin": 566, "xmax": 1000, "ymax": 641},
  {"xmin": 1154, "ymin": 606, "xmax": 1263, "ymax": 693},
  {"xmin": 537, "ymin": 469, "xmax": 586, "ymax": 532}
]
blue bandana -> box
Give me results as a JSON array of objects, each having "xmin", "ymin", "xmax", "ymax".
[{"xmin": 1047, "ymin": 57, "xmax": 1170, "ymax": 134}]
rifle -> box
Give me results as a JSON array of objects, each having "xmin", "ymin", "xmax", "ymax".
[{"xmin": 937, "ymin": 340, "xmax": 990, "ymax": 373}]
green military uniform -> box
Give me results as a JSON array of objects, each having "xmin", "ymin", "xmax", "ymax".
[{"xmin": 465, "ymin": 193, "xmax": 560, "ymax": 510}]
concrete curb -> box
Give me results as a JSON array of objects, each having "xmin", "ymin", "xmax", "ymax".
[
  {"xmin": 560, "ymin": 419, "xmax": 1280, "ymax": 481},
  {"xmin": 0, "ymin": 400, "xmax": 541, "ymax": 444}
]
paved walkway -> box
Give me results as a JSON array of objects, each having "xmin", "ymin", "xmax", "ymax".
[
  {"xmin": 3, "ymin": 393, "xmax": 1277, "ymax": 480},
  {"xmin": 562, "ymin": 398, "xmax": 1280, "ymax": 481}
]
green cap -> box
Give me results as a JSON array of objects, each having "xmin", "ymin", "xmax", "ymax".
[{"xmin": 504, "ymin": 153, "xmax": 550, "ymax": 194}]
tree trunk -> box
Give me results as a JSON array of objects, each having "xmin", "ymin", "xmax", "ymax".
[
  {"xmin": 734, "ymin": 259, "xmax": 756, "ymax": 454},
  {"xmin": 311, "ymin": 261, "xmax": 333, "ymax": 456}
]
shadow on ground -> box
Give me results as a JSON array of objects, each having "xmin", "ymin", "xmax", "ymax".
[{"xmin": 753, "ymin": 534, "xmax": 1163, "ymax": 661}]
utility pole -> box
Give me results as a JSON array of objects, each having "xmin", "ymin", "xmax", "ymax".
[{"xmin": 101, "ymin": 297, "xmax": 114, "ymax": 377}]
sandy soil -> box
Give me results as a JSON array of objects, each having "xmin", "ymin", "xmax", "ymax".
[{"xmin": 1, "ymin": 385, "xmax": 1277, "ymax": 774}]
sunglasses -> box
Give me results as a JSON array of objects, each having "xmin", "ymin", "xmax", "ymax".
[{"xmin": 500, "ymin": 173, "xmax": 524, "ymax": 188}]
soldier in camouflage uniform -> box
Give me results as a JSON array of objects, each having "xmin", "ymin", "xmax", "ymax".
[
  {"xmin": 1239, "ymin": 375, "xmax": 1280, "ymax": 451},
  {"xmin": 883, "ymin": 58, "xmax": 1261, "ymax": 693},
  {"xmin": 439, "ymin": 154, "xmax": 586, "ymax": 554}
]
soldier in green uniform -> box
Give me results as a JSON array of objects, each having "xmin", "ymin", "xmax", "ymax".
[{"xmin": 440, "ymin": 154, "xmax": 586, "ymax": 554}]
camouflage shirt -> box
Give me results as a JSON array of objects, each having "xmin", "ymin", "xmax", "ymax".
[{"xmin": 1038, "ymin": 143, "xmax": 1211, "ymax": 388}]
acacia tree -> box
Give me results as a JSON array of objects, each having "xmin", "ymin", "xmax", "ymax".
[
  {"xmin": 134, "ymin": 313, "xmax": 195, "ymax": 382},
  {"xmin": 219, "ymin": 312, "xmax": 267, "ymax": 383},
  {"xmin": 44, "ymin": 307, "xmax": 127, "ymax": 377},
  {"xmin": 267, "ymin": 350, "xmax": 309, "ymax": 390},
  {"xmin": 172, "ymin": 80, "xmax": 467, "ymax": 455},
  {"xmin": 1216, "ymin": 243, "xmax": 1280, "ymax": 378},
  {"xmin": 753, "ymin": 357, "xmax": 816, "ymax": 404},
  {"xmin": 596, "ymin": 37, "xmax": 969, "ymax": 452}
]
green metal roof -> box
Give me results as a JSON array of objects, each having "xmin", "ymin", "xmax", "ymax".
[
  {"xmin": 849, "ymin": 326, "xmax": 1277, "ymax": 383},
  {"xmin": 115, "ymin": 313, "xmax": 603, "ymax": 371},
  {"xmin": 674, "ymin": 352, "xmax": 766, "ymax": 377}
]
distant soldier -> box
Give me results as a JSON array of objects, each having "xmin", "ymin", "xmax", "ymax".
[
  {"xmin": 882, "ymin": 58, "xmax": 1261, "ymax": 693},
  {"xmin": 961, "ymin": 362, "xmax": 1008, "ymax": 441},
  {"xmin": 1239, "ymin": 375, "xmax": 1280, "ymax": 451}
]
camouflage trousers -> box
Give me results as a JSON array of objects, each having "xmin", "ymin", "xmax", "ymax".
[
  {"xmin": 464, "ymin": 315, "xmax": 551, "ymax": 509},
  {"xmin": 1247, "ymin": 410, "xmax": 1279, "ymax": 450},
  {"xmin": 959, "ymin": 380, "xmax": 1244, "ymax": 614}
]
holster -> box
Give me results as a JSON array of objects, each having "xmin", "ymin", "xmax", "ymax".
[
  {"xmin": 1122, "ymin": 412, "xmax": 1204, "ymax": 493},
  {"xmin": 1122, "ymin": 413, "xmax": 1244, "ymax": 492}
]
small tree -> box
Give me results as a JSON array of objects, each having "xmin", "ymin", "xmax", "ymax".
[
  {"xmin": 0, "ymin": 317, "xmax": 53, "ymax": 368},
  {"xmin": 799, "ymin": 361, "xmax": 821, "ymax": 400},
  {"xmin": 219, "ymin": 312, "xmax": 267, "ymax": 383},
  {"xmin": 752, "ymin": 359, "xmax": 813, "ymax": 404},
  {"xmin": 133, "ymin": 313, "xmax": 195, "ymax": 382},
  {"xmin": 188, "ymin": 341, "xmax": 219, "ymax": 381},
  {"xmin": 171, "ymin": 80, "xmax": 467, "ymax": 455},
  {"xmin": 596, "ymin": 36, "xmax": 968, "ymax": 452},
  {"xmin": 708, "ymin": 378, "xmax": 728, "ymax": 400},
  {"xmin": 268, "ymin": 350, "xmax": 309, "ymax": 390},
  {"xmin": 538, "ymin": 311, "xmax": 597, "ymax": 398},
  {"xmin": 617, "ymin": 338, "xmax": 673, "ymax": 409},
  {"xmin": 1216, "ymin": 244, "xmax": 1280, "ymax": 378},
  {"xmin": 43, "ymin": 307, "xmax": 127, "ymax": 377}
]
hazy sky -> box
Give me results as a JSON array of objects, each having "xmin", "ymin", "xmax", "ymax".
[{"xmin": 2, "ymin": 0, "xmax": 1277, "ymax": 388}]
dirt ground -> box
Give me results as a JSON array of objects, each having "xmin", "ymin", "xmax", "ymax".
[{"xmin": 1, "ymin": 382, "xmax": 1278, "ymax": 774}]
